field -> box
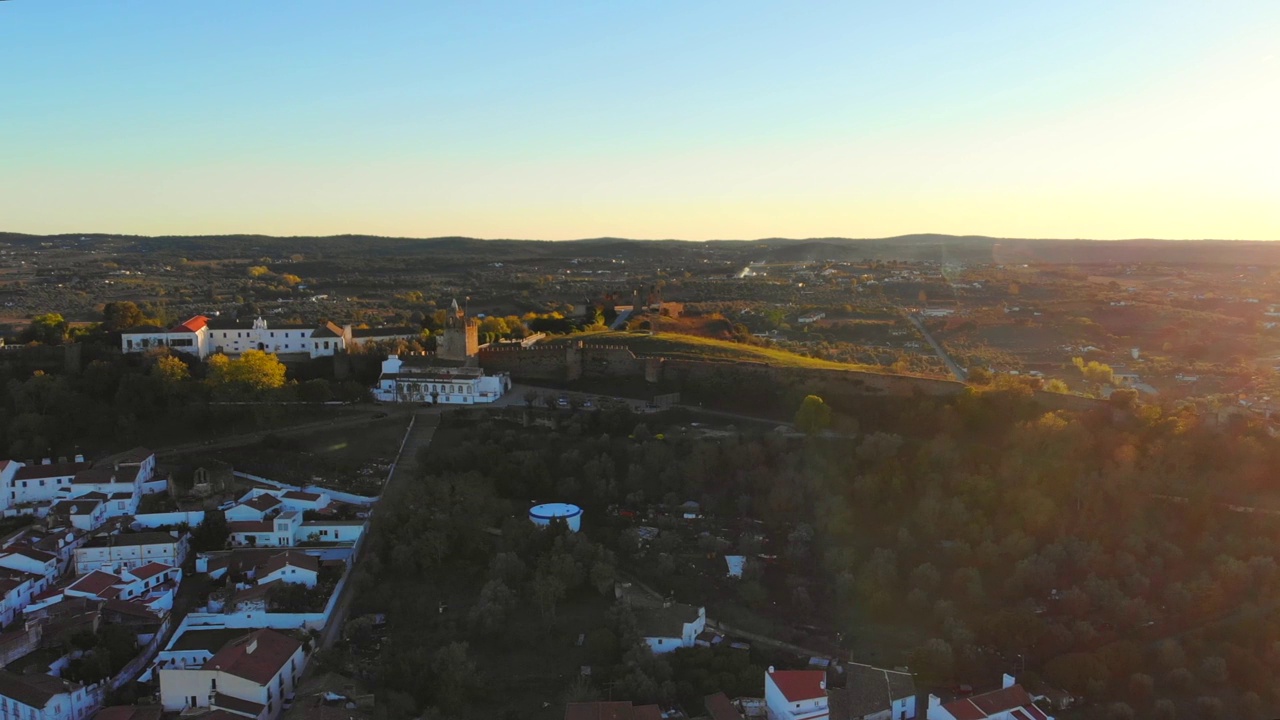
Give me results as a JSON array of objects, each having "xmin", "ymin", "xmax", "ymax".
[
  {"xmin": 561, "ymin": 330, "xmax": 884, "ymax": 371},
  {"xmin": 174, "ymin": 415, "xmax": 410, "ymax": 494}
]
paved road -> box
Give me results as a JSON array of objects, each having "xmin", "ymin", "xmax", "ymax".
[
  {"xmin": 317, "ymin": 410, "xmax": 438, "ymax": 651},
  {"xmin": 908, "ymin": 314, "xmax": 967, "ymax": 381}
]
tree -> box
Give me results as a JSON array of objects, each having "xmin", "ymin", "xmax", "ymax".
[
  {"xmin": 430, "ymin": 642, "xmax": 477, "ymax": 713},
  {"xmin": 153, "ymin": 355, "xmax": 190, "ymax": 384},
  {"xmin": 1044, "ymin": 379, "xmax": 1069, "ymax": 393},
  {"xmin": 1110, "ymin": 388, "xmax": 1139, "ymax": 409},
  {"xmin": 1072, "ymin": 357, "xmax": 1114, "ymax": 385},
  {"xmin": 794, "ymin": 395, "xmax": 832, "ymax": 434},
  {"xmin": 102, "ymin": 301, "xmax": 148, "ymax": 332},
  {"xmin": 247, "ymin": 265, "xmax": 271, "ymax": 278},
  {"xmin": 910, "ymin": 638, "xmax": 954, "ymax": 681},
  {"xmin": 1152, "ymin": 699, "xmax": 1176, "ymax": 720},
  {"xmin": 208, "ymin": 350, "xmax": 287, "ymax": 392},
  {"xmin": 26, "ymin": 313, "xmax": 68, "ymax": 345},
  {"xmin": 530, "ymin": 570, "xmax": 566, "ymax": 623}
]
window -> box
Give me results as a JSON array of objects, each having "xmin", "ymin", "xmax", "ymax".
[
  {"xmin": 324, "ymin": 340, "xmax": 330, "ymax": 349},
  {"xmin": 39, "ymin": 479, "xmax": 44, "ymax": 487},
  {"xmin": 211, "ymin": 678, "xmax": 217, "ymax": 690}
]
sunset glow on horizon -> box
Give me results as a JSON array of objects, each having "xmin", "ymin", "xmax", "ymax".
[{"xmin": 2, "ymin": 1, "xmax": 1278, "ymax": 240}]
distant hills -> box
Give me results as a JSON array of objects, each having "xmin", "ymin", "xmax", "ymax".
[{"xmin": 2, "ymin": 232, "xmax": 1279, "ymax": 265}]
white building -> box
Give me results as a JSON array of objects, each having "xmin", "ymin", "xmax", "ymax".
[
  {"xmin": 0, "ymin": 448, "xmax": 154, "ymax": 520},
  {"xmin": 158, "ymin": 628, "xmax": 306, "ymax": 718},
  {"xmin": 229, "ymin": 511, "xmax": 301, "ymax": 548},
  {"xmin": 255, "ymin": 551, "xmax": 319, "ymax": 588},
  {"xmin": 48, "ymin": 499, "xmax": 107, "ymax": 531},
  {"xmin": 373, "ymin": 354, "xmax": 510, "ymax": 404},
  {"xmin": 926, "ymin": 675, "xmax": 1051, "ymax": 720},
  {"xmin": 0, "ymin": 671, "xmax": 95, "ymax": 720},
  {"xmin": 832, "ymin": 664, "xmax": 916, "ymax": 720},
  {"xmin": 635, "ymin": 603, "xmax": 705, "ymax": 655},
  {"xmin": 765, "ymin": 668, "xmax": 828, "ymax": 720},
  {"xmin": 74, "ymin": 531, "xmax": 188, "ymax": 575},
  {"xmin": 121, "ymin": 315, "xmax": 353, "ymax": 361},
  {"xmin": 29, "ymin": 562, "xmax": 182, "ymax": 616}
]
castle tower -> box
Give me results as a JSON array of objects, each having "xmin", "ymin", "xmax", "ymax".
[{"xmin": 438, "ymin": 297, "xmax": 479, "ymax": 362}]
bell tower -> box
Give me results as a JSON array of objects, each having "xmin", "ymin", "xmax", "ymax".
[{"xmin": 438, "ymin": 298, "xmax": 478, "ymax": 362}]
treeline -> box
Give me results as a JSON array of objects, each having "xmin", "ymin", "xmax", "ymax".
[{"xmin": 358, "ymin": 385, "xmax": 1280, "ymax": 719}]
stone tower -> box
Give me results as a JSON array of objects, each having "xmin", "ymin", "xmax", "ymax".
[{"xmin": 437, "ymin": 298, "xmax": 478, "ymax": 362}]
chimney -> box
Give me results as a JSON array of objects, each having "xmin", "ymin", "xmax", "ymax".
[
  {"xmin": 1002, "ymin": 673, "xmax": 1016, "ymax": 689},
  {"xmin": 246, "ymin": 638, "xmax": 258, "ymax": 654},
  {"xmin": 768, "ymin": 666, "xmax": 775, "ymax": 674},
  {"xmin": 819, "ymin": 679, "xmax": 826, "ymax": 691},
  {"xmin": 74, "ymin": 454, "xmax": 84, "ymax": 463},
  {"xmin": 928, "ymin": 695, "xmax": 941, "ymax": 709},
  {"xmin": 41, "ymin": 458, "xmax": 52, "ymax": 465}
]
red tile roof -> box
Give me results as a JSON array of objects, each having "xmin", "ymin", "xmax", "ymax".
[
  {"xmin": 281, "ymin": 490, "xmax": 322, "ymax": 502},
  {"xmin": 14, "ymin": 461, "xmax": 90, "ymax": 481},
  {"xmin": 205, "ymin": 629, "xmax": 302, "ymax": 686},
  {"xmin": 212, "ymin": 692, "xmax": 266, "ymax": 715},
  {"xmin": 129, "ymin": 562, "xmax": 174, "ymax": 581},
  {"xmin": 942, "ymin": 684, "xmax": 1037, "ymax": 720},
  {"xmin": 67, "ymin": 571, "xmax": 122, "ymax": 596},
  {"xmin": 769, "ymin": 669, "xmax": 826, "ymax": 703},
  {"xmin": 102, "ymin": 598, "xmax": 162, "ymax": 621},
  {"xmin": 704, "ymin": 692, "xmax": 742, "ymax": 720},
  {"xmin": 92, "ymin": 706, "xmax": 163, "ymax": 720},
  {"xmin": 242, "ymin": 494, "xmax": 283, "ymax": 512},
  {"xmin": 2, "ymin": 546, "xmax": 57, "ymax": 563},
  {"xmin": 258, "ymin": 550, "xmax": 319, "ymax": 576},
  {"xmin": 171, "ymin": 316, "xmax": 209, "ymax": 333}
]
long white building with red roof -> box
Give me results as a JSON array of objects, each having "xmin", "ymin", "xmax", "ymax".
[{"xmin": 120, "ymin": 314, "xmax": 370, "ymax": 360}]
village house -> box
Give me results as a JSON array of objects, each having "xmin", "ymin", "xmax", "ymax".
[
  {"xmin": 634, "ymin": 602, "xmax": 706, "ymax": 654},
  {"xmin": 0, "ymin": 670, "xmax": 96, "ymax": 720},
  {"xmin": 254, "ymin": 551, "xmax": 319, "ymax": 588},
  {"xmin": 158, "ymin": 628, "xmax": 307, "ymax": 718},
  {"xmin": 121, "ymin": 316, "xmax": 351, "ymax": 361},
  {"xmin": 765, "ymin": 667, "xmax": 828, "ymax": 720},
  {"xmin": 48, "ymin": 499, "xmax": 108, "ymax": 532},
  {"xmin": 28, "ymin": 562, "xmax": 181, "ymax": 616},
  {"xmin": 0, "ymin": 448, "xmax": 155, "ymax": 521},
  {"xmin": 74, "ymin": 531, "xmax": 188, "ymax": 575},
  {"xmin": 830, "ymin": 663, "xmax": 916, "ymax": 720},
  {"xmin": 229, "ymin": 511, "xmax": 301, "ymax": 548},
  {"xmin": 225, "ymin": 494, "xmax": 283, "ymax": 523},
  {"xmin": 926, "ymin": 676, "xmax": 1051, "ymax": 720}
]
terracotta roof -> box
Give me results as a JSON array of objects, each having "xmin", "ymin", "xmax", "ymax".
[
  {"xmin": 205, "ymin": 629, "xmax": 303, "ymax": 685},
  {"xmin": 704, "ymin": 692, "xmax": 742, "ymax": 720},
  {"xmin": 170, "ymin": 316, "xmax": 208, "ymax": 333},
  {"xmin": 973, "ymin": 685, "xmax": 1035, "ymax": 715},
  {"xmin": 14, "ymin": 461, "xmax": 90, "ymax": 481},
  {"xmin": 228, "ymin": 520, "xmax": 274, "ymax": 534},
  {"xmin": 231, "ymin": 580, "xmax": 278, "ymax": 608},
  {"xmin": 93, "ymin": 706, "xmax": 163, "ymax": 720},
  {"xmin": 281, "ymin": 490, "xmax": 322, "ymax": 502},
  {"xmin": 67, "ymin": 571, "xmax": 123, "ymax": 596},
  {"xmin": 768, "ymin": 670, "xmax": 826, "ymax": 703},
  {"xmin": 49, "ymin": 499, "xmax": 103, "ymax": 517},
  {"xmin": 258, "ymin": 551, "xmax": 319, "ymax": 576},
  {"xmin": 1, "ymin": 546, "xmax": 57, "ymax": 563},
  {"xmin": 129, "ymin": 562, "xmax": 174, "ymax": 581},
  {"xmin": 212, "ymin": 691, "xmax": 266, "ymax": 716},
  {"xmin": 311, "ymin": 322, "xmax": 345, "ymax": 338},
  {"xmin": 101, "ymin": 598, "xmax": 162, "ymax": 622},
  {"xmin": 942, "ymin": 685, "xmax": 1038, "ymax": 720},
  {"xmin": 565, "ymin": 702, "xmax": 664, "ymax": 720},
  {"xmin": 241, "ymin": 494, "xmax": 282, "ymax": 512},
  {"xmin": 0, "ymin": 671, "xmax": 79, "ymax": 709}
]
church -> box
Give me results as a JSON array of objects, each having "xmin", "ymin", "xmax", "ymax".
[{"xmin": 372, "ymin": 299, "xmax": 511, "ymax": 404}]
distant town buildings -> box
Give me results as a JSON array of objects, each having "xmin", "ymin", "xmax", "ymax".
[{"xmin": 120, "ymin": 315, "xmax": 423, "ymax": 361}]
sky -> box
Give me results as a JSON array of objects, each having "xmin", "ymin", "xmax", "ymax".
[{"xmin": 2, "ymin": 1, "xmax": 1278, "ymax": 240}]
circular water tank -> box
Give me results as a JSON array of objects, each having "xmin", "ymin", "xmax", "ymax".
[{"xmin": 529, "ymin": 502, "xmax": 583, "ymax": 532}]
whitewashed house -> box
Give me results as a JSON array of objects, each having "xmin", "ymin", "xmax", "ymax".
[
  {"xmin": 158, "ymin": 628, "xmax": 306, "ymax": 718},
  {"xmin": 926, "ymin": 675, "xmax": 1052, "ymax": 720},
  {"xmin": 255, "ymin": 551, "xmax": 319, "ymax": 588},
  {"xmin": 229, "ymin": 511, "xmax": 301, "ymax": 548},
  {"xmin": 635, "ymin": 603, "xmax": 705, "ymax": 654},
  {"xmin": 0, "ymin": 671, "xmax": 96, "ymax": 720},
  {"xmin": 225, "ymin": 494, "xmax": 283, "ymax": 523},
  {"xmin": 765, "ymin": 668, "xmax": 828, "ymax": 720},
  {"xmin": 832, "ymin": 663, "xmax": 916, "ymax": 720},
  {"xmin": 122, "ymin": 315, "xmax": 353, "ymax": 360},
  {"xmin": 48, "ymin": 498, "xmax": 107, "ymax": 532},
  {"xmin": 74, "ymin": 531, "xmax": 187, "ymax": 575}
]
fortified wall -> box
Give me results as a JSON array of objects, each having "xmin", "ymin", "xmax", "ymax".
[{"xmin": 479, "ymin": 340, "xmax": 1112, "ymax": 414}]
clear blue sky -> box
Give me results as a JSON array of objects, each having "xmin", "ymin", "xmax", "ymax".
[{"xmin": 2, "ymin": 1, "xmax": 1277, "ymax": 239}]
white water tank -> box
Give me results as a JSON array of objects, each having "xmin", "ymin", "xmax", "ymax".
[{"xmin": 528, "ymin": 502, "xmax": 583, "ymax": 532}]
